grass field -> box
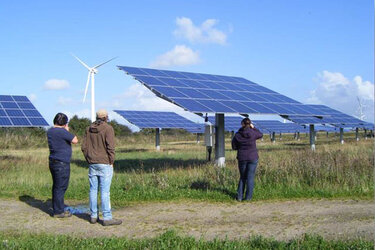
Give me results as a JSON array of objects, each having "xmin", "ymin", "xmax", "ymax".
[
  {"xmin": 0, "ymin": 131, "xmax": 373, "ymax": 205},
  {"xmin": 1, "ymin": 230, "xmax": 373, "ymax": 249},
  {"xmin": 0, "ymin": 131, "xmax": 373, "ymax": 249}
]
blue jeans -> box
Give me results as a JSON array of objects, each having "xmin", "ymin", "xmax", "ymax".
[
  {"xmin": 237, "ymin": 160, "xmax": 258, "ymax": 201},
  {"xmin": 49, "ymin": 159, "xmax": 70, "ymax": 215},
  {"xmin": 88, "ymin": 164, "xmax": 113, "ymax": 220}
]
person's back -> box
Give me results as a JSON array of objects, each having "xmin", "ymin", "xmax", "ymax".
[
  {"xmin": 81, "ymin": 109, "xmax": 121, "ymax": 226},
  {"xmin": 47, "ymin": 113, "xmax": 78, "ymax": 218},
  {"xmin": 81, "ymin": 120, "xmax": 115, "ymax": 165},
  {"xmin": 232, "ymin": 126, "xmax": 263, "ymax": 162},
  {"xmin": 231, "ymin": 118, "xmax": 262, "ymax": 201}
]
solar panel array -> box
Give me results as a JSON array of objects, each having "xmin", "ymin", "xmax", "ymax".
[
  {"xmin": 118, "ymin": 66, "xmax": 325, "ymax": 115},
  {"xmin": 253, "ymin": 120, "xmax": 307, "ymax": 133},
  {"xmin": 207, "ymin": 116, "xmax": 305, "ymax": 133},
  {"xmin": 113, "ymin": 110, "xmax": 204, "ymax": 132},
  {"xmin": 283, "ymin": 105, "xmax": 370, "ymax": 128},
  {"xmin": 0, "ymin": 95, "xmax": 49, "ymax": 127}
]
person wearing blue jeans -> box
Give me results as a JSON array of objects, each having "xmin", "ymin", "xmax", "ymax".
[
  {"xmin": 82, "ymin": 109, "xmax": 122, "ymax": 226},
  {"xmin": 88, "ymin": 164, "xmax": 113, "ymax": 221},
  {"xmin": 237, "ymin": 160, "xmax": 258, "ymax": 201},
  {"xmin": 47, "ymin": 113, "xmax": 78, "ymax": 217},
  {"xmin": 232, "ymin": 118, "xmax": 263, "ymax": 201}
]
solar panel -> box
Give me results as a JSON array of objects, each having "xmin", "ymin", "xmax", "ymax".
[
  {"xmin": 0, "ymin": 95, "xmax": 49, "ymax": 127},
  {"xmin": 118, "ymin": 66, "xmax": 322, "ymax": 115},
  {"xmin": 253, "ymin": 120, "xmax": 307, "ymax": 133},
  {"xmin": 206, "ymin": 116, "xmax": 304, "ymax": 133},
  {"xmin": 284, "ymin": 105, "xmax": 369, "ymax": 128},
  {"xmin": 113, "ymin": 110, "xmax": 204, "ymax": 133}
]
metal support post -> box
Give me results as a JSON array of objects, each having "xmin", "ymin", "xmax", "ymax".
[
  {"xmin": 196, "ymin": 133, "xmax": 200, "ymax": 144},
  {"xmin": 271, "ymin": 132, "xmax": 276, "ymax": 144},
  {"xmin": 339, "ymin": 127, "xmax": 344, "ymax": 144},
  {"xmin": 155, "ymin": 128, "xmax": 160, "ymax": 151},
  {"xmin": 297, "ymin": 132, "xmax": 300, "ymax": 141},
  {"xmin": 309, "ymin": 124, "xmax": 315, "ymax": 151},
  {"xmin": 215, "ymin": 113, "xmax": 225, "ymax": 167},
  {"xmin": 355, "ymin": 128, "xmax": 359, "ymax": 141}
]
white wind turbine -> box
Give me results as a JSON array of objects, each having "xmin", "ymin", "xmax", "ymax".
[{"xmin": 72, "ymin": 54, "xmax": 117, "ymax": 122}]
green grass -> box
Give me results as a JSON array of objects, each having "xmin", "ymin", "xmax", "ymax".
[
  {"xmin": 0, "ymin": 133, "xmax": 373, "ymax": 205},
  {"xmin": 0, "ymin": 230, "xmax": 373, "ymax": 249}
]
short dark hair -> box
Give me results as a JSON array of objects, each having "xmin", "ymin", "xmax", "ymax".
[
  {"xmin": 53, "ymin": 113, "xmax": 68, "ymax": 126},
  {"xmin": 241, "ymin": 117, "xmax": 251, "ymax": 127}
]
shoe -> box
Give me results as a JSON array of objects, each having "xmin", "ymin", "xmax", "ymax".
[
  {"xmin": 53, "ymin": 211, "xmax": 72, "ymax": 218},
  {"xmin": 103, "ymin": 218, "xmax": 122, "ymax": 226},
  {"xmin": 90, "ymin": 217, "xmax": 98, "ymax": 224}
]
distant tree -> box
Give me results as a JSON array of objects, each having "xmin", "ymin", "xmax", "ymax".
[
  {"xmin": 68, "ymin": 116, "xmax": 132, "ymax": 137},
  {"xmin": 0, "ymin": 127, "xmax": 46, "ymax": 137},
  {"xmin": 68, "ymin": 115, "xmax": 91, "ymax": 136},
  {"xmin": 108, "ymin": 119, "xmax": 132, "ymax": 136}
]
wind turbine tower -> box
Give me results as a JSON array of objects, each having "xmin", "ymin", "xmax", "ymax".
[
  {"xmin": 72, "ymin": 54, "xmax": 117, "ymax": 122},
  {"xmin": 356, "ymin": 97, "xmax": 366, "ymax": 121}
]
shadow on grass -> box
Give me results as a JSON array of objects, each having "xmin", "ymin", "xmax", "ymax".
[
  {"xmin": 190, "ymin": 180, "xmax": 237, "ymax": 199},
  {"xmin": 72, "ymin": 158, "xmax": 208, "ymax": 173},
  {"xmin": 116, "ymin": 148, "xmax": 149, "ymax": 153},
  {"xmin": 19, "ymin": 195, "xmax": 52, "ymax": 216},
  {"xmin": 19, "ymin": 195, "xmax": 91, "ymax": 222}
]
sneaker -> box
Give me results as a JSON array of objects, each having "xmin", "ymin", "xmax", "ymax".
[
  {"xmin": 53, "ymin": 211, "xmax": 72, "ymax": 218},
  {"xmin": 103, "ymin": 218, "xmax": 122, "ymax": 226},
  {"xmin": 90, "ymin": 217, "xmax": 98, "ymax": 224}
]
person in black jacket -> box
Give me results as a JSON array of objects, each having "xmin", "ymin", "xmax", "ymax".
[{"xmin": 231, "ymin": 118, "xmax": 263, "ymax": 201}]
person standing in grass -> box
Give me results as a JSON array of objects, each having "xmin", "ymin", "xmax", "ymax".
[
  {"xmin": 231, "ymin": 118, "xmax": 263, "ymax": 201},
  {"xmin": 81, "ymin": 109, "xmax": 122, "ymax": 226},
  {"xmin": 47, "ymin": 113, "xmax": 78, "ymax": 218}
]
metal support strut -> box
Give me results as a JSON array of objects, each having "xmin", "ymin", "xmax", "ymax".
[
  {"xmin": 340, "ymin": 127, "xmax": 344, "ymax": 144},
  {"xmin": 215, "ymin": 113, "xmax": 225, "ymax": 167},
  {"xmin": 155, "ymin": 128, "xmax": 160, "ymax": 151},
  {"xmin": 309, "ymin": 124, "xmax": 315, "ymax": 151}
]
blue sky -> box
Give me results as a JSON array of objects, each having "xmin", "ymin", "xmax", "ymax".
[{"xmin": 0, "ymin": 1, "xmax": 373, "ymax": 129}]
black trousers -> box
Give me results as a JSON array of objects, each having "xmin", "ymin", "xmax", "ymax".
[{"xmin": 49, "ymin": 160, "xmax": 70, "ymax": 215}]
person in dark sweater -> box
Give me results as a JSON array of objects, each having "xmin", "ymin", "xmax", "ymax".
[
  {"xmin": 47, "ymin": 113, "xmax": 78, "ymax": 218},
  {"xmin": 231, "ymin": 118, "xmax": 263, "ymax": 201}
]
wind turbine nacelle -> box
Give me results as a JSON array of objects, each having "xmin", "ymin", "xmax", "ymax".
[{"xmin": 91, "ymin": 68, "xmax": 98, "ymax": 74}]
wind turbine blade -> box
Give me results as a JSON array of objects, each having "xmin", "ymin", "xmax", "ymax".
[
  {"xmin": 71, "ymin": 53, "xmax": 91, "ymax": 71},
  {"xmin": 83, "ymin": 72, "xmax": 91, "ymax": 103},
  {"xmin": 93, "ymin": 57, "xmax": 118, "ymax": 69}
]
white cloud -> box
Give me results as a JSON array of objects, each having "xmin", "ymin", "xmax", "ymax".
[
  {"xmin": 150, "ymin": 45, "xmax": 200, "ymax": 68},
  {"xmin": 44, "ymin": 79, "xmax": 70, "ymax": 90},
  {"xmin": 307, "ymin": 71, "xmax": 374, "ymax": 122},
  {"xmin": 174, "ymin": 17, "xmax": 227, "ymax": 45},
  {"xmin": 28, "ymin": 93, "xmax": 37, "ymax": 101},
  {"xmin": 57, "ymin": 96, "xmax": 76, "ymax": 106},
  {"xmin": 64, "ymin": 109, "xmax": 91, "ymax": 120},
  {"xmin": 115, "ymin": 83, "xmax": 182, "ymax": 112}
]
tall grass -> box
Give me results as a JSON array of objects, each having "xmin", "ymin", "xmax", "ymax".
[
  {"xmin": 1, "ymin": 230, "xmax": 373, "ymax": 249},
  {"xmin": 0, "ymin": 132, "xmax": 373, "ymax": 204}
]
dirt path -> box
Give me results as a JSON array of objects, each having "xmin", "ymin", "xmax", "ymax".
[{"xmin": 0, "ymin": 199, "xmax": 373, "ymax": 241}]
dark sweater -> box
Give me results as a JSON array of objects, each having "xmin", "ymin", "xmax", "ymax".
[{"xmin": 231, "ymin": 127, "xmax": 263, "ymax": 161}]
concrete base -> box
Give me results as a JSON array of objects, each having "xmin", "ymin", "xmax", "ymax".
[{"xmin": 215, "ymin": 157, "xmax": 225, "ymax": 167}]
